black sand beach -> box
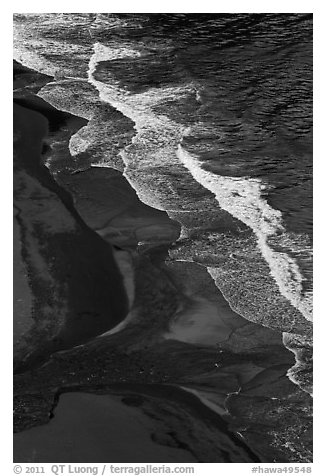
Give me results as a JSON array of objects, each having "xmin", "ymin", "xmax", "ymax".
[{"xmin": 13, "ymin": 12, "xmax": 313, "ymax": 464}]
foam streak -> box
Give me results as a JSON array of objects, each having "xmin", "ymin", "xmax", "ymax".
[{"xmin": 177, "ymin": 145, "xmax": 312, "ymax": 321}]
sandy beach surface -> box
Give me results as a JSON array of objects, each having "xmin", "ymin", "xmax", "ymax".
[{"xmin": 13, "ymin": 209, "xmax": 33, "ymax": 344}]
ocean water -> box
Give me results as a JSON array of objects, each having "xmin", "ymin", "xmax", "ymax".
[{"xmin": 13, "ymin": 13, "xmax": 313, "ymax": 387}]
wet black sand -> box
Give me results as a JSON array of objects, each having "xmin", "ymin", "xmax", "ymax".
[{"xmin": 14, "ymin": 102, "xmax": 129, "ymax": 372}]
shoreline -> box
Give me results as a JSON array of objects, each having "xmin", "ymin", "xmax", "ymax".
[{"xmin": 13, "ymin": 60, "xmax": 313, "ymax": 463}]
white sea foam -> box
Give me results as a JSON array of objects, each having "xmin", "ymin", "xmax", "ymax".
[
  {"xmin": 69, "ymin": 127, "xmax": 91, "ymax": 157},
  {"xmin": 282, "ymin": 332, "xmax": 313, "ymax": 395},
  {"xmin": 87, "ymin": 42, "xmax": 191, "ymax": 209},
  {"xmin": 88, "ymin": 43, "xmax": 191, "ymax": 139},
  {"xmin": 177, "ymin": 145, "xmax": 312, "ymax": 322}
]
